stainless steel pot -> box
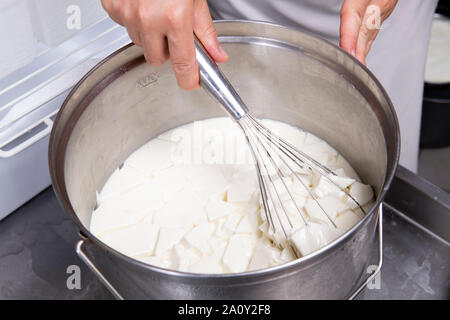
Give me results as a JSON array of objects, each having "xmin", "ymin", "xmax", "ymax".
[{"xmin": 49, "ymin": 21, "xmax": 400, "ymax": 299}]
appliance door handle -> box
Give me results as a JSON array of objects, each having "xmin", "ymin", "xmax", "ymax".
[{"xmin": 0, "ymin": 116, "xmax": 54, "ymax": 158}]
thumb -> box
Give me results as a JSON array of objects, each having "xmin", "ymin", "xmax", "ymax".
[{"xmin": 193, "ymin": 0, "xmax": 228, "ymax": 62}]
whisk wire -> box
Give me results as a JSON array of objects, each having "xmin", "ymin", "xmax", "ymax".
[
  {"xmin": 239, "ymin": 119, "xmax": 293, "ymax": 237},
  {"xmin": 253, "ymin": 121, "xmax": 338, "ymax": 229},
  {"xmin": 238, "ymin": 119, "xmax": 301, "ymax": 258},
  {"xmin": 248, "ymin": 121, "xmax": 308, "ymax": 227},
  {"xmin": 246, "ymin": 114, "xmax": 366, "ymax": 216},
  {"xmin": 241, "ymin": 115, "xmax": 337, "ymax": 230},
  {"xmin": 236, "ymin": 121, "xmax": 275, "ymax": 230}
]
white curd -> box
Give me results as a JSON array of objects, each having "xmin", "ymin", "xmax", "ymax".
[{"xmin": 90, "ymin": 117, "xmax": 374, "ymax": 273}]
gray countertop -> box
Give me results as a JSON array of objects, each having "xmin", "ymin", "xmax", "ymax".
[
  {"xmin": 0, "ymin": 167, "xmax": 448, "ymax": 300},
  {"xmin": 0, "ymin": 188, "xmax": 111, "ymax": 299}
]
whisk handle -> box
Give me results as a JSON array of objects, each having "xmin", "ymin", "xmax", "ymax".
[{"xmin": 194, "ymin": 35, "xmax": 248, "ymax": 121}]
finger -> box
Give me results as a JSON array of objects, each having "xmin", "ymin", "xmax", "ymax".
[
  {"xmin": 101, "ymin": 0, "xmax": 122, "ymax": 25},
  {"xmin": 167, "ymin": 14, "xmax": 199, "ymax": 90},
  {"xmin": 355, "ymin": 24, "xmax": 379, "ymax": 65},
  {"xmin": 126, "ymin": 26, "xmax": 142, "ymax": 46},
  {"xmin": 122, "ymin": 0, "xmax": 140, "ymax": 44},
  {"xmin": 339, "ymin": 0, "xmax": 370, "ymax": 57},
  {"xmin": 353, "ymin": 0, "xmax": 398, "ymax": 64},
  {"xmin": 141, "ymin": 33, "xmax": 169, "ymax": 66},
  {"xmin": 193, "ymin": 0, "xmax": 228, "ymax": 62},
  {"xmin": 355, "ymin": 4, "xmax": 382, "ymax": 65}
]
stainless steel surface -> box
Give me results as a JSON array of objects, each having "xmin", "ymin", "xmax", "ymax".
[
  {"xmin": 195, "ymin": 36, "xmax": 248, "ymax": 120},
  {"xmin": 385, "ymin": 166, "xmax": 450, "ymax": 242},
  {"xmin": 48, "ymin": 20, "xmax": 400, "ymax": 299},
  {"xmin": 363, "ymin": 205, "xmax": 449, "ymax": 299},
  {"xmin": 0, "ymin": 167, "xmax": 447, "ymax": 299}
]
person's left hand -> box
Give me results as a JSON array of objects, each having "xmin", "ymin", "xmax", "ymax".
[{"xmin": 339, "ymin": 0, "xmax": 398, "ymax": 65}]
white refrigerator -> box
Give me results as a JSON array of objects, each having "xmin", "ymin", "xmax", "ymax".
[{"xmin": 0, "ymin": 0, "xmax": 130, "ymax": 219}]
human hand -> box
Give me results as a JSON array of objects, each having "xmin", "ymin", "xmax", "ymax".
[
  {"xmin": 101, "ymin": 0, "xmax": 228, "ymax": 90},
  {"xmin": 339, "ymin": 0, "xmax": 398, "ymax": 65}
]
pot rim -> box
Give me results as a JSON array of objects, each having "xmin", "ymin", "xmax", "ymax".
[{"xmin": 49, "ymin": 19, "xmax": 400, "ymax": 280}]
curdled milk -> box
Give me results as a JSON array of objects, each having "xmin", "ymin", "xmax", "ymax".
[{"xmin": 90, "ymin": 118, "xmax": 374, "ymax": 273}]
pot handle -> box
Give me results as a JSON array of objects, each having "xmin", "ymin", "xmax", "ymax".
[
  {"xmin": 76, "ymin": 238, "xmax": 124, "ymax": 300},
  {"xmin": 348, "ymin": 203, "xmax": 384, "ymax": 300}
]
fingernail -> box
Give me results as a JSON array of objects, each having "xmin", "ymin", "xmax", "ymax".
[{"xmin": 351, "ymin": 49, "xmax": 356, "ymax": 56}]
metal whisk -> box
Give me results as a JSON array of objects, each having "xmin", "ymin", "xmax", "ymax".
[{"xmin": 194, "ymin": 37, "xmax": 366, "ymax": 256}]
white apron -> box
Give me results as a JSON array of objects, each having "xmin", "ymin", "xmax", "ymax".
[{"xmin": 208, "ymin": 0, "xmax": 438, "ymax": 172}]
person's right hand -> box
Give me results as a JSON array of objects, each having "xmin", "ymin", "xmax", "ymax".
[{"xmin": 101, "ymin": 0, "xmax": 228, "ymax": 90}]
